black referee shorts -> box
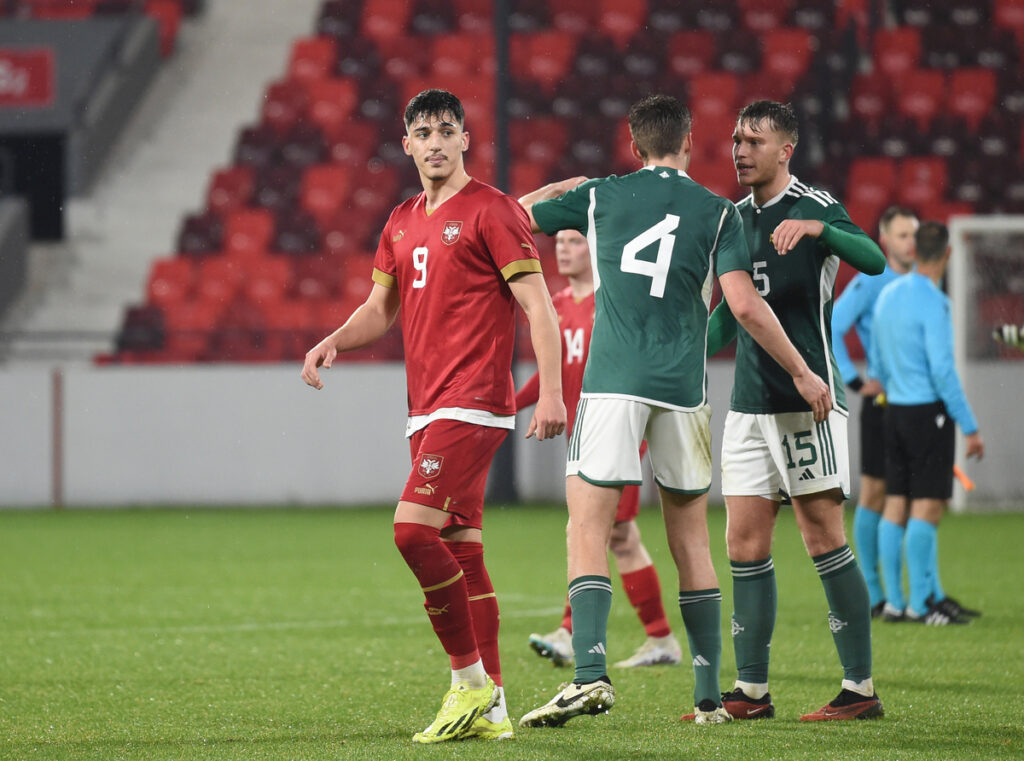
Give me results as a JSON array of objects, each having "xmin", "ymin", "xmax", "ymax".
[
  {"xmin": 883, "ymin": 401, "xmax": 956, "ymax": 500},
  {"xmin": 859, "ymin": 395, "xmax": 886, "ymax": 479}
]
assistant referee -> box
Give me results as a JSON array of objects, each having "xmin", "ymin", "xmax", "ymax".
[{"xmin": 870, "ymin": 221, "xmax": 985, "ymax": 623}]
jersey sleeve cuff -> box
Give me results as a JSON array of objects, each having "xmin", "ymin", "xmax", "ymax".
[
  {"xmin": 500, "ymin": 258, "xmax": 543, "ymax": 280},
  {"xmin": 371, "ymin": 268, "xmax": 396, "ymax": 288}
]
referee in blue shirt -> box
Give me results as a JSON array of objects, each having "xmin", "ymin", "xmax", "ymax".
[
  {"xmin": 870, "ymin": 221, "xmax": 985, "ymax": 624},
  {"xmin": 832, "ymin": 206, "xmax": 917, "ymax": 617}
]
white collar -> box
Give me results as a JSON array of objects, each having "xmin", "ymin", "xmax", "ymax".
[
  {"xmin": 643, "ymin": 165, "xmax": 690, "ymax": 179},
  {"xmin": 750, "ymin": 175, "xmax": 798, "ymax": 210}
]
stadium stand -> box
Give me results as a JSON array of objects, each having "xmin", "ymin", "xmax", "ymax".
[{"xmin": 98, "ymin": 0, "xmax": 1017, "ymax": 363}]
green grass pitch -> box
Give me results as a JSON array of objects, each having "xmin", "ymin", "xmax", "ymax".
[{"xmin": 1, "ymin": 505, "xmax": 1022, "ymax": 760}]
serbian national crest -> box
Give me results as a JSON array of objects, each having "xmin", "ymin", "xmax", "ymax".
[
  {"xmin": 441, "ymin": 221, "xmax": 462, "ymax": 245},
  {"xmin": 418, "ymin": 454, "xmax": 444, "ymax": 479}
]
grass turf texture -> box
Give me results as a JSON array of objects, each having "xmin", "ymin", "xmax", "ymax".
[{"xmin": 1, "ymin": 506, "xmax": 1021, "ymax": 761}]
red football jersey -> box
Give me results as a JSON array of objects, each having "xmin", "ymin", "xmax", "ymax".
[
  {"xmin": 515, "ymin": 286, "xmax": 594, "ymax": 435},
  {"xmin": 372, "ymin": 179, "xmax": 541, "ymax": 418}
]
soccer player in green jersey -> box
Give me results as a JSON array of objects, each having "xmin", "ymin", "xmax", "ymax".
[
  {"xmin": 516, "ymin": 95, "xmax": 832, "ymax": 728},
  {"xmin": 705, "ymin": 100, "xmax": 888, "ymax": 721}
]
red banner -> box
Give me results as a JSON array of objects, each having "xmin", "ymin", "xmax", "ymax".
[{"xmin": 0, "ymin": 48, "xmax": 56, "ymax": 108}]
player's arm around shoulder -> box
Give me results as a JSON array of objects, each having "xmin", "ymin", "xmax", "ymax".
[
  {"xmin": 508, "ymin": 272, "xmax": 566, "ymax": 440},
  {"xmin": 301, "ymin": 283, "xmax": 401, "ymax": 390}
]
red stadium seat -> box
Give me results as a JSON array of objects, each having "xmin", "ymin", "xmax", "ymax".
[
  {"xmin": 667, "ymin": 30, "xmax": 717, "ymax": 78},
  {"xmin": 513, "ymin": 31, "xmax": 577, "ymax": 96},
  {"xmin": 738, "ymin": 0, "xmax": 793, "ymax": 32},
  {"xmin": 224, "ymin": 208, "xmax": 275, "ymax": 258},
  {"xmin": 300, "ymin": 164, "xmax": 353, "ymax": 230},
  {"xmin": 453, "ymin": 0, "xmax": 491, "ymax": 32},
  {"xmin": 431, "ymin": 33, "xmax": 495, "ymax": 80},
  {"xmin": 261, "ymin": 299, "xmax": 317, "ymax": 360},
  {"xmin": 688, "ymin": 72, "xmax": 740, "ymax": 121},
  {"xmin": 949, "ymin": 68, "xmax": 997, "ymax": 132},
  {"xmin": 995, "ymin": 0, "xmax": 1024, "ymax": 47},
  {"xmin": 260, "ymin": 80, "xmax": 310, "ymax": 137},
  {"xmin": 241, "ymin": 256, "xmax": 293, "ymax": 305},
  {"xmin": 598, "ymin": 0, "xmax": 648, "ymax": 50},
  {"xmin": 510, "ymin": 118, "xmax": 569, "ymax": 167},
  {"xmin": 845, "ymin": 157, "xmax": 896, "ymax": 218},
  {"xmin": 146, "ymin": 257, "xmax": 194, "ymax": 307},
  {"xmin": 849, "ymin": 73, "xmax": 891, "ymax": 130},
  {"xmin": 741, "ymin": 69, "xmax": 797, "ymax": 104},
  {"xmin": 361, "ymin": 0, "xmax": 412, "ymax": 41},
  {"xmin": 195, "ymin": 257, "xmax": 245, "ymax": 305},
  {"xmin": 294, "ymin": 255, "xmax": 344, "ymax": 300},
  {"xmin": 287, "ymin": 36, "xmax": 338, "ymax": 82},
  {"xmin": 162, "ymin": 300, "xmax": 224, "ymax": 359},
  {"xmin": 897, "ymin": 156, "xmax": 948, "ymax": 208},
  {"xmin": 206, "ymin": 166, "xmax": 255, "ymax": 216},
  {"xmin": 761, "ymin": 27, "xmax": 812, "ymax": 82},
  {"xmin": 873, "ymin": 26, "xmax": 921, "ymax": 79},
  {"xmin": 327, "ymin": 120, "xmax": 378, "ymax": 167},
  {"xmin": 895, "ymin": 69, "xmax": 945, "ymax": 132},
  {"xmin": 550, "ymin": 0, "xmax": 598, "ymax": 34}
]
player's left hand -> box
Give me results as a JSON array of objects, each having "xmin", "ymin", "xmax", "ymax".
[
  {"xmin": 771, "ymin": 219, "xmax": 824, "ymax": 255},
  {"xmin": 526, "ymin": 394, "xmax": 566, "ymax": 441}
]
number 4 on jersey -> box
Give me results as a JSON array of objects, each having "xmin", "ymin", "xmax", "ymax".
[{"xmin": 620, "ymin": 214, "xmax": 679, "ymax": 298}]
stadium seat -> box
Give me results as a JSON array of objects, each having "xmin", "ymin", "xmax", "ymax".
[
  {"xmin": 550, "ymin": 0, "xmax": 598, "ymax": 34},
  {"xmin": 695, "ymin": 1, "xmax": 739, "ymax": 32},
  {"xmin": 949, "ymin": 68, "xmax": 997, "ymax": 132},
  {"xmin": 327, "ymin": 120, "xmax": 378, "ymax": 167},
  {"xmin": 597, "ymin": 0, "xmax": 648, "ymax": 50},
  {"xmin": 206, "ymin": 166, "xmax": 255, "ymax": 216},
  {"xmin": 848, "ymin": 73, "xmax": 891, "ymax": 130},
  {"xmin": 789, "ymin": 0, "xmax": 833, "ymax": 30},
  {"xmin": 361, "ymin": 0, "xmax": 413, "ymax": 42},
  {"xmin": 176, "ymin": 212, "xmax": 224, "ymax": 256},
  {"xmin": 299, "ymin": 164, "xmax": 352, "ymax": 231},
  {"xmin": 688, "ymin": 72, "xmax": 740, "ymax": 121},
  {"xmin": 260, "ymin": 80, "xmax": 310, "ymax": 137},
  {"xmin": 845, "ymin": 157, "xmax": 896, "ymax": 217},
  {"xmin": 508, "ymin": 0, "xmax": 550, "ymax": 32},
  {"xmin": 272, "ymin": 210, "xmax": 322, "ymax": 255},
  {"xmin": 647, "ymin": 0, "xmax": 693, "ymax": 33},
  {"xmin": 241, "ymin": 256, "xmax": 293, "ymax": 305},
  {"xmin": 260, "ymin": 299, "xmax": 317, "ymax": 360},
  {"xmin": 452, "ymin": 0, "xmax": 491, "ymax": 33},
  {"xmin": 741, "ymin": 69, "xmax": 798, "ymax": 103},
  {"xmin": 894, "ymin": 0, "xmax": 943, "ymax": 26},
  {"xmin": 895, "ymin": 69, "xmax": 945, "ymax": 132},
  {"xmin": 224, "ymin": 208, "xmax": 275, "ymax": 258},
  {"xmin": 251, "ymin": 165, "xmax": 303, "ymax": 215},
  {"xmin": 302, "ymin": 77, "xmax": 359, "ymax": 140},
  {"xmin": 514, "ymin": 31, "xmax": 578, "ymax": 96},
  {"xmin": 294, "ymin": 254, "xmax": 343, "ymax": 301},
  {"xmin": 738, "ymin": 0, "xmax": 792, "ymax": 32},
  {"xmin": 317, "ymin": 0, "xmax": 361, "ymax": 38},
  {"xmin": 667, "ymin": 30, "xmax": 716, "ymax": 78},
  {"xmin": 621, "ymin": 30, "xmax": 665, "ymax": 81},
  {"xmin": 430, "ymin": 33, "xmax": 495, "ymax": 80},
  {"xmin": 510, "ymin": 117, "xmax": 569, "ymax": 167},
  {"xmin": 873, "ymin": 26, "xmax": 921, "ymax": 79},
  {"xmin": 162, "ymin": 300, "xmax": 224, "ymax": 359},
  {"xmin": 334, "ymin": 36, "xmax": 382, "ymax": 80},
  {"xmin": 210, "ymin": 301, "xmax": 268, "ymax": 362},
  {"xmin": 897, "ymin": 156, "xmax": 948, "ymax": 208},
  {"xmin": 115, "ymin": 304, "xmax": 165, "ymax": 353},
  {"xmin": 761, "ymin": 27, "xmax": 813, "ymax": 82},
  {"xmin": 410, "ymin": 0, "xmax": 456, "ymax": 34},
  {"xmin": 287, "ymin": 36, "xmax": 338, "ymax": 83},
  {"xmin": 716, "ymin": 27, "xmax": 761, "ymax": 73},
  {"xmin": 234, "ymin": 124, "xmax": 280, "ymax": 170},
  {"xmin": 280, "ymin": 122, "xmax": 328, "ymax": 168},
  {"xmin": 146, "ymin": 257, "xmax": 194, "ymax": 307},
  {"xmin": 196, "ymin": 257, "xmax": 246, "ymax": 304}
]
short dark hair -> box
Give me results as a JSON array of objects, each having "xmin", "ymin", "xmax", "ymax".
[
  {"xmin": 404, "ymin": 89, "xmax": 465, "ymax": 129},
  {"xmin": 736, "ymin": 100, "xmax": 799, "ymax": 145},
  {"xmin": 628, "ymin": 94, "xmax": 692, "ymax": 161},
  {"xmin": 914, "ymin": 221, "xmax": 949, "ymax": 262},
  {"xmin": 879, "ymin": 205, "xmax": 917, "ymax": 232}
]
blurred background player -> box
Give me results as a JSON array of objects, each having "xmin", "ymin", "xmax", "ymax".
[
  {"xmin": 831, "ymin": 206, "xmax": 918, "ymax": 617},
  {"xmin": 704, "ymin": 100, "xmax": 886, "ymax": 722},
  {"xmin": 302, "ymin": 89, "xmax": 566, "ymax": 743},
  {"xmin": 871, "ymin": 221, "xmax": 985, "ymax": 625},
  {"xmin": 518, "ymin": 95, "xmax": 831, "ymax": 729},
  {"xmin": 517, "ymin": 228, "xmax": 683, "ymax": 670},
  {"xmin": 993, "ymin": 324, "xmax": 1024, "ymax": 350}
]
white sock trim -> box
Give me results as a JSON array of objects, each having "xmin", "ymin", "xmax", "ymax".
[
  {"xmin": 735, "ymin": 680, "xmax": 769, "ymax": 700},
  {"xmin": 451, "ymin": 659, "xmax": 487, "ymax": 689},
  {"xmin": 842, "ymin": 677, "xmax": 874, "ymax": 697}
]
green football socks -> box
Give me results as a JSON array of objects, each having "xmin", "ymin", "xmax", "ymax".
[
  {"xmin": 730, "ymin": 557, "xmax": 777, "ymax": 685},
  {"xmin": 678, "ymin": 588, "xmax": 723, "ymax": 705},
  {"xmin": 814, "ymin": 545, "xmax": 872, "ymax": 682},
  {"xmin": 569, "ymin": 575, "xmax": 613, "ymax": 683}
]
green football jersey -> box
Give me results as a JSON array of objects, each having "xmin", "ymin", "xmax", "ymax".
[
  {"xmin": 731, "ymin": 176, "xmax": 865, "ymax": 414},
  {"xmin": 533, "ymin": 166, "xmax": 751, "ymax": 410}
]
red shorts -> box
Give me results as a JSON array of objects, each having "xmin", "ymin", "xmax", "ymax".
[
  {"xmin": 614, "ymin": 441, "xmax": 648, "ymax": 523},
  {"xmin": 401, "ymin": 419, "xmax": 508, "ymax": 530}
]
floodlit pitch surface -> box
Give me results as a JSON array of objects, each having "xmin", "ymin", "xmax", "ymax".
[{"xmin": 2, "ymin": 506, "xmax": 1021, "ymax": 761}]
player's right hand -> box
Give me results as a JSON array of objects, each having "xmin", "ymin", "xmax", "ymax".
[
  {"xmin": 793, "ymin": 370, "xmax": 832, "ymax": 422},
  {"xmin": 301, "ymin": 341, "xmax": 337, "ymax": 390},
  {"xmin": 965, "ymin": 431, "xmax": 985, "ymax": 460},
  {"xmin": 526, "ymin": 394, "xmax": 567, "ymax": 441}
]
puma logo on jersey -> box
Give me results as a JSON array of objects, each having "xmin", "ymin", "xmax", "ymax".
[{"xmin": 393, "ymin": 229, "xmax": 405, "ymax": 242}]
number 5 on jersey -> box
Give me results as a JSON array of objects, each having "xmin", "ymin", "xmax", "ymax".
[{"xmin": 412, "ymin": 246, "xmax": 428, "ymax": 288}]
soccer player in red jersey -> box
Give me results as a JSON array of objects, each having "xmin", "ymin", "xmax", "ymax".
[
  {"xmin": 302, "ymin": 89, "xmax": 566, "ymax": 744},
  {"xmin": 517, "ymin": 229, "xmax": 682, "ymax": 669}
]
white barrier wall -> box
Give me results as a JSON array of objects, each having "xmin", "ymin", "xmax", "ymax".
[{"xmin": 0, "ymin": 362, "xmax": 1019, "ymax": 509}]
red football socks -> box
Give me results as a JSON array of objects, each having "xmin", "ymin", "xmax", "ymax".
[
  {"xmin": 447, "ymin": 540, "xmax": 503, "ymax": 687},
  {"xmin": 622, "ymin": 564, "xmax": 672, "ymax": 638},
  {"xmin": 393, "ymin": 522, "xmax": 479, "ymax": 669}
]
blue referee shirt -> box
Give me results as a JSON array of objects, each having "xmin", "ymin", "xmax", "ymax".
[
  {"xmin": 831, "ymin": 264, "xmax": 901, "ymax": 384},
  {"xmin": 870, "ymin": 271, "xmax": 979, "ymax": 434}
]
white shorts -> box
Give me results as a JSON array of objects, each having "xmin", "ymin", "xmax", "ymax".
[
  {"xmin": 721, "ymin": 409, "xmax": 850, "ymax": 501},
  {"xmin": 566, "ymin": 396, "xmax": 712, "ymax": 494}
]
